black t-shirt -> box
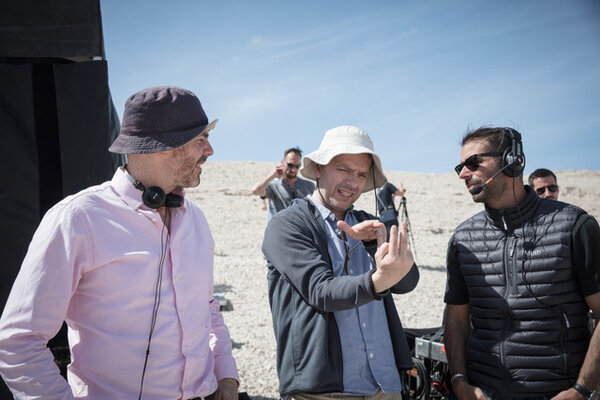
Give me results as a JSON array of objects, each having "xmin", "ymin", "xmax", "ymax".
[
  {"xmin": 376, "ymin": 182, "xmax": 398, "ymax": 213},
  {"xmin": 444, "ymin": 213, "xmax": 600, "ymax": 305}
]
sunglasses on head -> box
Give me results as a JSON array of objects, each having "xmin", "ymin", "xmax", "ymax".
[
  {"xmin": 535, "ymin": 185, "xmax": 558, "ymax": 195},
  {"xmin": 454, "ymin": 152, "xmax": 502, "ymax": 175},
  {"xmin": 286, "ymin": 163, "xmax": 301, "ymax": 169}
]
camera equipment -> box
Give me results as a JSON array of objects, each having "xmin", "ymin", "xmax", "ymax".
[
  {"xmin": 402, "ymin": 327, "xmax": 450, "ymax": 400},
  {"xmin": 375, "ymin": 183, "xmax": 418, "ymax": 261},
  {"xmin": 398, "ymin": 196, "xmax": 417, "ymax": 262}
]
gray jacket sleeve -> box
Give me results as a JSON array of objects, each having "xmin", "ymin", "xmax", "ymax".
[{"xmin": 262, "ymin": 210, "xmax": 379, "ymax": 313}]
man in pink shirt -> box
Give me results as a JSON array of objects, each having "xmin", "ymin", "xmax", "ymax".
[{"xmin": 0, "ymin": 86, "xmax": 239, "ymax": 399}]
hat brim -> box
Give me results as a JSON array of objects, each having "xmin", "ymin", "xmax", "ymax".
[
  {"xmin": 109, "ymin": 119, "xmax": 218, "ymax": 154},
  {"xmin": 300, "ymin": 144, "xmax": 387, "ymax": 192}
]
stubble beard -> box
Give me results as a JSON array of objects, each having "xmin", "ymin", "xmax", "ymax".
[
  {"xmin": 471, "ymin": 175, "xmax": 507, "ymax": 204},
  {"xmin": 174, "ymin": 154, "xmax": 207, "ymax": 189},
  {"xmin": 285, "ymin": 171, "xmax": 297, "ymax": 180}
]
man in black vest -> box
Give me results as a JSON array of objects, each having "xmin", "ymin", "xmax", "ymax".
[{"xmin": 444, "ymin": 127, "xmax": 600, "ymax": 400}]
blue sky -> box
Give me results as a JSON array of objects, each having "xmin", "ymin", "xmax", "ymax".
[{"xmin": 100, "ymin": 1, "xmax": 600, "ymax": 173}]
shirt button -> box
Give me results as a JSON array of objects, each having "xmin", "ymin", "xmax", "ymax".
[
  {"xmin": 350, "ymin": 269, "xmax": 354, "ymax": 274},
  {"xmin": 181, "ymin": 311, "xmax": 185, "ymax": 316},
  {"xmin": 151, "ymin": 217, "xmax": 156, "ymax": 222},
  {"xmin": 369, "ymin": 352, "xmax": 374, "ymax": 359},
  {"xmin": 362, "ymin": 322, "xmax": 367, "ymax": 328}
]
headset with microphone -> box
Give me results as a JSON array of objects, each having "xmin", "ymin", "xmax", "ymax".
[
  {"xmin": 471, "ymin": 129, "xmax": 568, "ymax": 328},
  {"xmin": 470, "ymin": 128, "xmax": 526, "ymax": 195},
  {"xmin": 123, "ymin": 167, "xmax": 183, "ymax": 209}
]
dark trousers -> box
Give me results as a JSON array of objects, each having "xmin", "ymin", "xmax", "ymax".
[{"xmin": 189, "ymin": 393, "xmax": 216, "ymax": 400}]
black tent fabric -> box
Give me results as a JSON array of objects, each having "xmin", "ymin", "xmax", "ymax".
[
  {"xmin": 0, "ymin": 0, "xmax": 104, "ymax": 59},
  {"xmin": 0, "ymin": 58, "xmax": 121, "ymax": 395},
  {"xmin": 0, "ymin": 0, "xmax": 122, "ymax": 395}
]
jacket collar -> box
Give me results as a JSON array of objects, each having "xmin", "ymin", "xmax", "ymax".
[{"xmin": 485, "ymin": 185, "xmax": 539, "ymax": 231}]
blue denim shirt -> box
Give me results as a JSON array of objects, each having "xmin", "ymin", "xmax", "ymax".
[{"xmin": 307, "ymin": 196, "xmax": 402, "ymax": 395}]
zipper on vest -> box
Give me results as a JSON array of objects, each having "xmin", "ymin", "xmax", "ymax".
[
  {"xmin": 559, "ymin": 308, "xmax": 569, "ymax": 375},
  {"xmin": 503, "ymin": 237, "xmax": 510, "ymax": 292},
  {"xmin": 562, "ymin": 312, "xmax": 570, "ymax": 328},
  {"xmin": 503, "ymin": 236, "xmax": 518, "ymax": 296},
  {"xmin": 510, "ymin": 239, "xmax": 518, "ymax": 294},
  {"xmin": 500, "ymin": 235, "xmax": 512, "ymax": 398},
  {"xmin": 498, "ymin": 236, "xmax": 511, "ymax": 398},
  {"xmin": 499, "ymin": 311, "xmax": 511, "ymax": 398}
]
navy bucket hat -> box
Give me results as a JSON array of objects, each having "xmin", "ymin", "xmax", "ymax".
[{"xmin": 109, "ymin": 86, "xmax": 217, "ymax": 154}]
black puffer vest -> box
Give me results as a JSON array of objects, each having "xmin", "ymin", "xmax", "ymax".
[{"xmin": 453, "ymin": 187, "xmax": 591, "ymax": 398}]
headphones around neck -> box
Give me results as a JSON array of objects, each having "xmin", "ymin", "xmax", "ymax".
[
  {"xmin": 501, "ymin": 128, "xmax": 526, "ymax": 177},
  {"xmin": 123, "ymin": 167, "xmax": 183, "ymax": 209}
]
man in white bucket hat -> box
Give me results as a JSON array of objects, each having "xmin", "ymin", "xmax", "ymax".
[{"xmin": 263, "ymin": 125, "xmax": 419, "ymax": 400}]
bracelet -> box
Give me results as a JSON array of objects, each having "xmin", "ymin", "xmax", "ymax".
[
  {"xmin": 574, "ymin": 383, "xmax": 592, "ymax": 398},
  {"xmin": 450, "ymin": 373, "xmax": 467, "ymax": 385},
  {"xmin": 573, "ymin": 383, "xmax": 600, "ymax": 400}
]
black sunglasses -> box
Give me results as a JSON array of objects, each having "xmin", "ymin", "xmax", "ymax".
[
  {"xmin": 535, "ymin": 185, "xmax": 558, "ymax": 195},
  {"xmin": 454, "ymin": 152, "xmax": 502, "ymax": 175},
  {"xmin": 286, "ymin": 163, "xmax": 301, "ymax": 169}
]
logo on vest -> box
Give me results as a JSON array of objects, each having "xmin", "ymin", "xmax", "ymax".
[{"xmin": 524, "ymin": 249, "xmax": 542, "ymax": 257}]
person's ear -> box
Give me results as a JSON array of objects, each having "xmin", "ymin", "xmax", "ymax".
[{"xmin": 313, "ymin": 163, "xmax": 321, "ymax": 179}]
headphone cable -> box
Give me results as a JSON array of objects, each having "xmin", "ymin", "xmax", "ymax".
[{"xmin": 138, "ymin": 209, "xmax": 170, "ymax": 400}]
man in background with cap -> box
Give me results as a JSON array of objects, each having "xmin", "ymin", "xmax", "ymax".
[
  {"xmin": 263, "ymin": 125, "xmax": 419, "ymax": 400},
  {"xmin": 0, "ymin": 86, "xmax": 238, "ymax": 399},
  {"xmin": 252, "ymin": 147, "xmax": 315, "ymax": 219}
]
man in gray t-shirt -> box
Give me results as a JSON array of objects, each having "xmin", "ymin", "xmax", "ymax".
[{"xmin": 253, "ymin": 147, "xmax": 315, "ymax": 218}]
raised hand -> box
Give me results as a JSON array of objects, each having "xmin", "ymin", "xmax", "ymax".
[
  {"xmin": 337, "ymin": 219, "xmax": 385, "ymax": 242},
  {"xmin": 371, "ymin": 222, "xmax": 414, "ymax": 293},
  {"xmin": 395, "ymin": 183, "xmax": 407, "ymax": 198},
  {"xmin": 275, "ymin": 165, "xmax": 284, "ymax": 178}
]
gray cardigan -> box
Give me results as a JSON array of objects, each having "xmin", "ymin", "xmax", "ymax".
[{"xmin": 263, "ymin": 197, "xmax": 419, "ymax": 397}]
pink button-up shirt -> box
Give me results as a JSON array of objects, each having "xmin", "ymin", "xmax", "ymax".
[{"xmin": 0, "ymin": 169, "xmax": 238, "ymax": 399}]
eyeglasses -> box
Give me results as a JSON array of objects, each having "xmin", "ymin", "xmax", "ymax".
[
  {"xmin": 286, "ymin": 163, "xmax": 301, "ymax": 169},
  {"xmin": 535, "ymin": 185, "xmax": 558, "ymax": 195},
  {"xmin": 454, "ymin": 152, "xmax": 502, "ymax": 175}
]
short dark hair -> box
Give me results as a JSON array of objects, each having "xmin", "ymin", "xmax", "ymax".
[
  {"xmin": 528, "ymin": 168, "xmax": 557, "ymax": 186},
  {"xmin": 283, "ymin": 147, "xmax": 302, "ymax": 158},
  {"xmin": 461, "ymin": 126, "xmax": 516, "ymax": 156}
]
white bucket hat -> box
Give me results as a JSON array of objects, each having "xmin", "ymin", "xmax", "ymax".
[{"xmin": 300, "ymin": 125, "xmax": 387, "ymax": 192}]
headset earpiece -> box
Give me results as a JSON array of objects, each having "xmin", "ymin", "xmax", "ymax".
[
  {"xmin": 164, "ymin": 193, "xmax": 184, "ymax": 208},
  {"xmin": 501, "ymin": 128, "xmax": 526, "ymax": 177},
  {"xmin": 123, "ymin": 167, "xmax": 183, "ymax": 209},
  {"xmin": 142, "ymin": 186, "xmax": 167, "ymax": 209},
  {"xmin": 140, "ymin": 186, "xmax": 183, "ymax": 209}
]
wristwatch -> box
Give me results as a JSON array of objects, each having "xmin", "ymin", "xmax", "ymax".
[{"xmin": 573, "ymin": 383, "xmax": 600, "ymax": 400}]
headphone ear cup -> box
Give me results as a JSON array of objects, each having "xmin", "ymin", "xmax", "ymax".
[
  {"xmin": 164, "ymin": 193, "xmax": 184, "ymax": 208},
  {"xmin": 142, "ymin": 186, "xmax": 167, "ymax": 209},
  {"xmin": 502, "ymin": 144, "xmax": 526, "ymax": 177}
]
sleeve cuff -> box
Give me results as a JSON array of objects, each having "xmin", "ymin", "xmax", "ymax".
[
  {"xmin": 214, "ymin": 354, "xmax": 239, "ymax": 383},
  {"xmin": 368, "ymin": 269, "xmax": 389, "ymax": 300}
]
